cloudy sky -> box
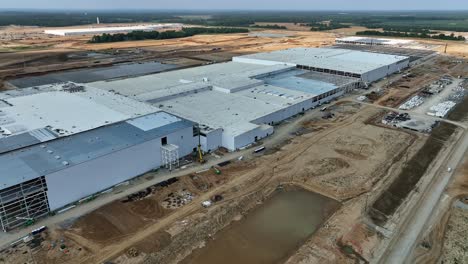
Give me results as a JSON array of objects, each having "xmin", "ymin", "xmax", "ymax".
[{"xmin": 1, "ymin": 0, "xmax": 466, "ymax": 10}]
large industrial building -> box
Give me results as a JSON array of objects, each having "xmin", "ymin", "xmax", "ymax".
[
  {"xmin": 0, "ymin": 47, "xmax": 409, "ymax": 231},
  {"xmin": 233, "ymin": 48, "xmax": 410, "ymax": 82},
  {"xmin": 335, "ymin": 36, "xmax": 414, "ymax": 46},
  {"xmin": 90, "ymin": 57, "xmax": 362, "ymax": 151},
  {"xmin": 44, "ymin": 24, "xmax": 182, "ymax": 36},
  {"xmin": 0, "ymin": 83, "xmax": 197, "ymax": 231}
]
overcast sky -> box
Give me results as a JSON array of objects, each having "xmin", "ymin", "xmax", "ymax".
[{"xmin": 1, "ymin": 0, "xmax": 466, "ymax": 11}]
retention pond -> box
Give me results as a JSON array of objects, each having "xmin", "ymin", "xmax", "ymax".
[
  {"xmin": 9, "ymin": 61, "xmax": 178, "ymax": 88},
  {"xmin": 182, "ymin": 188, "xmax": 340, "ymax": 264}
]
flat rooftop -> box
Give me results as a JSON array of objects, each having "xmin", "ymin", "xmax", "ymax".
[
  {"xmin": 158, "ymin": 85, "xmax": 312, "ymax": 136},
  {"xmin": 88, "ymin": 58, "xmax": 354, "ymax": 137},
  {"xmin": 0, "ymin": 112, "xmax": 192, "ymax": 189},
  {"xmin": 260, "ymin": 69, "xmax": 358, "ymax": 96},
  {"xmin": 330, "ymin": 44, "xmax": 436, "ymax": 63},
  {"xmin": 44, "ymin": 24, "xmax": 182, "ymax": 35},
  {"xmin": 0, "ymin": 83, "xmax": 160, "ymax": 150},
  {"xmin": 90, "ymin": 61, "xmax": 294, "ymax": 100},
  {"xmin": 336, "ymin": 36, "xmax": 414, "ymax": 46},
  {"xmin": 233, "ymin": 48, "xmax": 409, "ymax": 74}
]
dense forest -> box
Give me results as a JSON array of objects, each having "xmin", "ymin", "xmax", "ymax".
[
  {"xmin": 89, "ymin": 27, "xmax": 248, "ymax": 43},
  {"xmin": 309, "ymin": 22, "xmax": 350, "ymax": 31},
  {"xmin": 250, "ymin": 24, "xmax": 287, "ymax": 29},
  {"xmin": 356, "ymin": 30, "xmax": 466, "ymax": 41},
  {"xmin": 1, "ymin": 10, "xmax": 468, "ymax": 32}
]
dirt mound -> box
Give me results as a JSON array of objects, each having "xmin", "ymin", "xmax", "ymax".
[
  {"xmin": 134, "ymin": 231, "xmax": 172, "ymax": 254},
  {"xmin": 334, "ymin": 149, "xmax": 367, "ymax": 160},
  {"xmin": 307, "ymin": 158, "xmax": 350, "ymax": 177},
  {"xmin": 71, "ymin": 202, "xmax": 147, "ymax": 243},
  {"xmin": 128, "ymin": 198, "xmax": 167, "ymax": 219}
]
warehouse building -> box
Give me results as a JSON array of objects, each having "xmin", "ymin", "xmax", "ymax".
[
  {"xmin": 0, "ymin": 83, "xmax": 197, "ymax": 231},
  {"xmin": 0, "ymin": 47, "xmax": 409, "ymax": 230},
  {"xmin": 90, "ymin": 49, "xmax": 366, "ymax": 151},
  {"xmin": 44, "ymin": 23, "xmax": 182, "ymax": 36},
  {"xmin": 233, "ymin": 47, "xmax": 410, "ymax": 82},
  {"xmin": 335, "ymin": 36, "xmax": 414, "ymax": 46}
]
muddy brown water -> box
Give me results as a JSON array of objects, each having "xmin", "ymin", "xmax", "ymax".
[{"xmin": 181, "ymin": 188, "xmax": 340, "ymax": 264}]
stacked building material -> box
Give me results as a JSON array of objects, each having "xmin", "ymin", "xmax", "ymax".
[
  {"xmin": 399, "ymin": 95, "xmax": 425, "ymax": 110},
  {"xmin": 427, "ymin": 101, "xmax": 456, "ymax": 117}
]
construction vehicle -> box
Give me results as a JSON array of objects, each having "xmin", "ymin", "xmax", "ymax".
[
  {"xmin": 212, "ymin": 166, "xmax": 221, "ymax": 175},
  {"xmin": 16, "ymin": 217, "xmax": 35, "ymax": 227},
  {"xmin": 196, "ymin": 124, "xmax": 205, "ymax": 163}
]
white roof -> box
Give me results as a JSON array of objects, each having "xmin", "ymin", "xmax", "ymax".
[
  {"xmin": 0, "ymin": 83, "xmax": 159, "ymax": 137},
  {"xmin": 157, "ymin": 85, "xmax": 312, "ymax": 137},
  {"xmin": 88, "ymin": 57, "xmax": 356, "ymax": 137},
  {"xmin": 337, "ymin": 36, "xmax": 414, "ymax": 45},
  {"xmin": 87, "ymin": 49, "xmax": 366, "ymax": 138},
  {"xmin": 233, "ymin": 48, "xmax": 409, "ymax": 74},
  {"xmin": 90, "ymin": 62, "xmax": 294, "ymax": 100},
  {"xmin": 91, "ymin": 62, "xmax": 292, "ymax": 91},
  {"xmin": 44, "ymin": 24, "xmax": 182, "ymax": 35}
]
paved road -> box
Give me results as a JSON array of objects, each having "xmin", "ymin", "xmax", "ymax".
[{"xmin": 379, "ymin": 129, "xmax": 468, "ymax": 264}]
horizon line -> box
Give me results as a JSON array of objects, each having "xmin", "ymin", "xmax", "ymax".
[{"xmin": 1, "ymin": 8, "xmax": 468, "ymax": 12}]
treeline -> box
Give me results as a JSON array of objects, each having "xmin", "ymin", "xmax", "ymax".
[
  {"xmin": 309, "ymin": 22, "xmax": 350, "ymax": 31},
  {"xmin": 89, "ymin": 27, "xmax": 248, "ymax": 43},
  {"xmin": 0, "ymin": 11, "xmax": 175, "ymax": 27},
  {"xmin": 2, "ymin": 11, "xmax": 468, "ymax": 32},
  {"xmin": 356, "ymin": 30, "xmax": 466, "ymax": 41},
  {"xmin": 378, "ymin": 27, "xmax": 437, "ymax": 34},
  {"xmin": 250, "ymin": 24, "xmax": 287, "ymax": 29}
]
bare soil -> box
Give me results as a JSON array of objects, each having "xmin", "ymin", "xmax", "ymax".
[
  {"xmin": 369, "ymin": 122, "xmax": 457, "ymax": 225},
  {"xmin": 0, "ymin": 27, "xmax": 336, "ymax": 90},
  {"xmin": 411, "ymin": 153, "xmax": 468, "ymax": 264}
]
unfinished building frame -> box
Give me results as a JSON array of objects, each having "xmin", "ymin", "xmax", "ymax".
[
  {"xmin": 161, "ymin": 144, "xmax": 180, "ymax": 171},
  {"xmin": 0, "ymin": 177, "xmax": 50, "ymax": 231}
]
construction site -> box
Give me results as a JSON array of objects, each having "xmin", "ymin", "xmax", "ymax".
[{"xmin": 0, "ymin": 22, "xmax": 467, "ymax": 264}]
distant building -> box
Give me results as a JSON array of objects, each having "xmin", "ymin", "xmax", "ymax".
[
  {"xmin": 43, "ymin": 24, "xmax": 183, "ymax": 36},
  {"xmin": 233, "ymin": 47, "xmax": 410, "ymax": 82},
  {"xmin": 336, "ymin": 36, "xmax": 414, "ymax": 46}
]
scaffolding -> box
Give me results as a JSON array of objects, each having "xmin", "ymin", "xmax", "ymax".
[
  {"xmin": 161, "ymin": 144, "xmax": 180, "ymax": 171},
  {"xmin": 0, "ymin": 177, "xmax": 50, "ymax": 232}
]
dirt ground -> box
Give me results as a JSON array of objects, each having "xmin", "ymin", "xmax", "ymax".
[
  {"xmin": 139, "ymin": 104, "xmax": 422, "ymax": 264},
  {"xmin": 439, "ymin": 205, "xmax": 468, "ymax": 263},
  {"xmin": 2, "ymin": 23, "xmax": 466, "ymax": 91},
  {"xmin": 0, "ymin": 26, "xmax": 335, "ymax": 88},
  {"xmin": 0, "ymin": 101, "xmax": 425, "ymax": 264},
  {"xmin": 410, "ymin": 153, "xmax": 468, "ymax": 264},
  {"xmin": 253, "ymin": 22, "xmax": 312, "ymax": 31},
  {"xmin": 0, "ymin": 23, "xmax": 466, "ymax": 264},
  {"xmin": 372, "ymin": 56, "xmax": 466, "ymax": 108}
]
